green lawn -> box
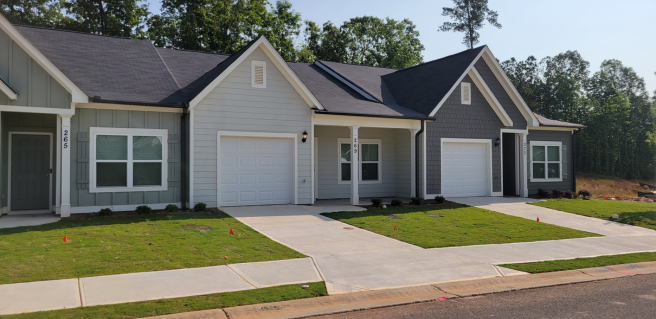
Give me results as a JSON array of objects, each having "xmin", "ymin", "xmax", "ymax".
[
  {"xmin": 321, "ymin": 205, "xmax": 599, "ymax": 248},
  {"xmin": 500, "ymin": 252, "xmax": 656, "ymax": 273},
  {"xmin": 531, "ymin": 199, "xmax": 656, "ymax": 230},
  {"xmin": 0, "ymin": 212, "xmax": 304, "ymax": 285},
  {"xmin": 0, "ymin": 282, "xmax": 326, "ymax": 319}
]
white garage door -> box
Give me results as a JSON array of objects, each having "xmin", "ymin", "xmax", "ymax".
[
  {"xmin": 442, "ymin": 142, "xmax": 489, "ymax": 197},
  {"xmin": 220, "ymin": 136, "xmax": 294, "ymax": 206}
]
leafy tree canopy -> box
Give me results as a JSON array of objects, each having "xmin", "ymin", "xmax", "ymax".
[{"xmin": 438, "ymin": 0, "xmax": 501, "ymax": 49}]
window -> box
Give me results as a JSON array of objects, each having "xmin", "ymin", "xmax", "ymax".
[
  {"xmin": 461, "ymin": 82, "xmax": 471, "ymax": 105},
  {"xmin": 251, "ymin": 60, "xmax": 266, "ymax": 88},
  {"xmin": 338, "ymin": 138, "xmax": 382, "ymax": 184},
  {"xmin": 90, "ymin": 127, "xmax": 168, "ymax": 193},
  {"xmin": 530, "ymin": 141, "xmax": 562, "ymax": 182}
]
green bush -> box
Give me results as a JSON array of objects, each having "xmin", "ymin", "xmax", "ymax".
[
  {"xmin": 410, "ymin": 197, "xmax": 424, "ymax": 205},
  {"xmin": 97, "ymin": 208, "xmax": 113, "ymax": 216},
  {"xmin": 390, "ymin": 199, "xmax": 403, "ymax": 207},
  {"xmin": 194, "ymin": 202, "xmax": 207, "ymax": 212},
  {"xmin": 135, "ymin": 205, "xmax": 152, "ymax": 215},
  {"xmin": 371, "ymin": 198, "xmax": 382, "ymax": 207},
  {"xmin": 434, "ymin": 195, "xmax": 445, "ymax": 204},
  {"xmin": 165, "ymin": 204, "xmax": 179, "ymax": 212}
]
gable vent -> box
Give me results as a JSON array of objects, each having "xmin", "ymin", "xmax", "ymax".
[
  {"xmin": 251, "ymin": 60, "xmax": 266, "ymax": 88},
  {"xmin": 461, "ymin": 82, "xmax": 471, "ymax": 105}
]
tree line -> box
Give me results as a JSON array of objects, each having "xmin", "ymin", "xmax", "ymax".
[{"xmin": 3, "ymin": 0, "xmax": 655, "ymax": 180}]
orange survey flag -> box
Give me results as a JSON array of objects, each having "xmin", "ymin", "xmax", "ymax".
[
  {"xmin": 229, "ymin": 228, "xmax": 235, "ymax": 235},
  {"xmin": 63, "ymin": 234, "xmax": 68, "ymax": 243}
]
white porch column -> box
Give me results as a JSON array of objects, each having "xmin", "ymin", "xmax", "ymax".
[
  {"xmin": 409, "ymin": 129, "xmax": 417, "ymax": 197},
  {"xmin": 350, "ymin": 126, "xmax": 360, "ymax": 205},
  {"xmin": 60, "ymin": 115, "xmax": 72, "ymax": 217},
  {"xmin": 521, "ymin": 133, "xmax": 529, "ymax": 197}
]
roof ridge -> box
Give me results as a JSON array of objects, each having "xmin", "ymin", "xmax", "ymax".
[
  {"xmin": 13, "ymin": 24, "xmax": 147, "ymax": 41},
  {"xmin": 390, "ymin": 45, "xmax": 487, "ymax": 74},
  {"xmin": 156, "ymin": 46, "xmax": 231, "ymax": 57},
  {"xmin": 318, "ymin": 60, "xmax": 399, "ymax": 71}
]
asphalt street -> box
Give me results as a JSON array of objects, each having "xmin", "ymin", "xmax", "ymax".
[{"xmin": 311, "ymin": 273, "xmax": 656, "ymax": 319}]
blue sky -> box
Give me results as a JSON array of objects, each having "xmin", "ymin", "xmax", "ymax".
[{"xmin": 147, "ymin": 0, "xmax": 656, "ymax": 94}]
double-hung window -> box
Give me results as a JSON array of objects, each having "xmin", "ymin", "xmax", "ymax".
[
  {"xmin": 530, "ymin": 141, "xmax": 562, "ymax": 182},
  {"xmin": 338, "ymin": 138, "xmax": 382, "ymax": 184},
  {"xmin": 90, "ymin": 127, "xmax": 168, "ymax": 192}
]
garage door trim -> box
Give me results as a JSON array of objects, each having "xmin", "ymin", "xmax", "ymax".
[
  {"xmin": 440, "ymin": 138, "xmax": 493, "ymax": 197},
  {"xmin": 217, "ymin": 131, "xmax": 298, "ymax": 206}
]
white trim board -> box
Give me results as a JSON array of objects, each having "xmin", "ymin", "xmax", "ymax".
[
  {"xmin": 0, "ymin": 104, "xmax": 75, "ymax": 116},
  {"xmin": 0, "ymin": 14, "xmax": 88, "ymax": 103},
  {"xmin": 0, "ymin": 78, "xmax": 17, "ymax": 100},
  {"xmin": 8, "ymin": 132, "xmax": 54, "ymax": 213},
  {"xmin": 189, "ymin": 37, "xmax": 324, "ymax": 110},
  {"xmin": 77, "ymin": 103, "xmax": 183, "ymax": 113},
  {"xmin": 529, "ymin": 126, "xmax": 578, "ymax": 132},
  {"xmin": 216, "ymin": 131, "xmax": 299, "ymax": 207},
  {"xmin": 469, "ymin": 67, "xmax": 513, "ymax": 126},
  {"xmin": 314, "ymin": 113, "xmax": 422, "ymax": 130},
  {"xmin": 440, "ymin": 138, "xmax": 494, "ymax": 197}
]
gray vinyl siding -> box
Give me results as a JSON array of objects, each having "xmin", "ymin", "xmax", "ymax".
[
  {"xmin": 0, "ymin": 29, "xmax": 71, "ymax": 108},
  {"xmin": 192, "ymin": 47, "xmax": 312, "ymax": 207},
  {"xmin": 70, "ymin": 108, "xmax": 182, "ymax": 209},
  {"xmin": 527, "ymin": 130, "xmax": 574, "ymax": 194},
  {"xmin": 426, "ymin": 75, "xmax": 504, "ymax": 195},
  {"xmin": 474, "ymin": 59, "xmax": 527, "ymax": 129},
  {"xmin": 315, "ymin": 126, "xmax": 411, "ymax": 199},
  {"xmin": 1, "ymin": 112, "xmax": 58, "ymax": 209}
]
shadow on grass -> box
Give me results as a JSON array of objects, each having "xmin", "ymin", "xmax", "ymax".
[
  {"xmin": 616, "ymin": 211, "xmax": 656, "ymax": 229},
  {"xmin": 0, "ymin": 211, "xmax": 233, "ymax": 236},
  {"xmin": 320, "ymin": 204, "xmax": 468, "ymax": 220}
]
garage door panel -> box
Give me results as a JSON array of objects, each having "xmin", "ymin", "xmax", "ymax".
[
  {"xmin": 442, "ymin": 142, "xmax": 488, "ymax": 197},
  {"xmin": 220, "ymin": 136, "xmax": 294, "ymax": 206}
]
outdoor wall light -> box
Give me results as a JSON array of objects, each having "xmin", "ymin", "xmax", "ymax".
[
  {"xmin": 302, "ymin": 130, "xmax": 308, "ymax": 143},
  {"xmin": 494, "ymin": 137, "xmax": 500, "ymax": 147}
]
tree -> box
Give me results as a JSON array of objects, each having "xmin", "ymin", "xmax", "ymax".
[
  {"xmin": 258, "ymin": 0, "xmax": 302, "ymax": 61},
  {"xmin": 438, "ymin": 0, "xmax": 501, "ymax": 49},
  {"xmin": 62, "ymin": 0, "xmax": 150, "ymax": 37},
  {"xmin": 0, "ymin": 0, "xmax": 67, "ymax": 28}
]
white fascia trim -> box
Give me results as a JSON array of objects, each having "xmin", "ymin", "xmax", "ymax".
[
  {"xmin": 469, "ymin": 67, "xmax": 513, "ymax": 127},
  {"xmin": 216, "ymin": 131, "xmax": 299, "ymax": 206},
  {"xmin": 500, "ymin": 128, "xmax": 529, "ymax": 134},
  {"xmin": 314, "ymin": 113, "xmax": 422, "ymax": 130},
  {"xmin": 0, "ymin": 79, "xmax": 17, "ymax": 100},
  {"xmin": 0, "ymin": 15, "xmax": 88, "ymax": 103},
  {"xmin": 70, "ymin": 202, "xmax": 182, "ymax": 214},
  {"xmin": 189, "ymin": 37, "xmax": 324, "ymax": 110},
  {"xmin": 0, "ymin": 104, "xmax": 75, "ymax": 115},
  {"xmin": 428, "ymin": 48, "xmax": 487, "ymax": 117},
  {"xmin": 314, "ymin": 61, "xmax": 379, "ymax": 102},
  {"xmin": 77, "ymin": 103, "xmax": 183, "ymax": 113},
  {"xmin": 529, "ymin": 126, "xmax": 578, "ymax": 132},
  {"xmin": 440, "ymin": 138, "xmax": 494, "ymax": 197},
  {"xmin": 480, "ymin": 48, "xmax": 540, "ymax": 127}
]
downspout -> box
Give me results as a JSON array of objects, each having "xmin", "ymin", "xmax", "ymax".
[
  {"xmin": 572, "ymin": 128, "xmax": 581, "ymax": 193},
  {"xmin": 415, "ymin": 120, "xmax": 425, "ymax": 197},
  {"xmin": 181, "ymin": 103, "xmax": 189, "ymax": 210}
]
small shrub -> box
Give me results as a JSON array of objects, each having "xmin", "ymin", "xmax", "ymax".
[
  {"xmin": 97, "ymin": 208, "xmax": 113, "ymax": 216},
  {"xmin": 536, "ymin": 188, "xmax": 550, "ymax": 198},
  {"xmin": 136, "ymin": 205, "xmax": 152, "ymax": 215},
  {"xmin": 371, "ymin": 198, "xmax": 382, "ymax": 207},
  {"xmin": 194, "ymin": 202, "xmax": 207, "ymax": 212},
  {"xmin": 390, "ymin": 199, "xmax": 403, "ymax": 207},
  {"xmin": 434, "ymin": 195, "xmax": 445, "ymax": 204},
  {"xmin": 410, "ymin": 197, "xmax": 424, "ymax": 205},
  {"xmin": 578, "ymin": 189, "xmax": 592, "ymax": 199},
  {"xmin": 551, "ymin": 189, "xmax": 565, "ymax": 199},
  {"xmin": 564, "ymin": 190, "xmax": 578, "ymax": 199},
  {"xmin": 165, "ymin": 204, "xmax": 179, "ymax": 212}
]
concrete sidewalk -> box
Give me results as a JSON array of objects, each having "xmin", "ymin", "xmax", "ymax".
[
  {"xmin": 0, "ymin": 258, "xmax": 322, "ymax": 315},
  {"xmin": 0, "ymin": 214, "xmax": 60, "ymax": 229}
]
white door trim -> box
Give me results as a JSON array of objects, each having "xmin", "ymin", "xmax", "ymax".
[
  {"xmin": 440, "ymin": 138, "xmax": 494, "ymax": 197},
  {"xmin": 216, "ymin": 131, "xmax": 298, "ymax": 207},
  {"xmin": 8, "ymin": 131, "xmax": 54, "ymax": 213},
  {"xmin": 314, "ymin": 136, "xmax": 318, "ymax": 201}
]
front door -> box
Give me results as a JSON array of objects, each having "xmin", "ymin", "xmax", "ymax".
[
  {"xmin": 11, "ymin": 134, "xmax": 51, "ymax": 211},
  {"xmin": 502, "ymin": 133, "xmax": 517, "ymax": 196}
]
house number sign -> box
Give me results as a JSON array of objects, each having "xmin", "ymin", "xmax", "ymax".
[
  {"xmin": 523, "ymin": 142, "xmax": 527, "ymax": 155},
  {"xmin": 62, "ymin": 129, "xmax": 69, "ymax": 149},
  {"xmin": 353, "ymin": 137, "xmax": 358, "ymax": 154}
]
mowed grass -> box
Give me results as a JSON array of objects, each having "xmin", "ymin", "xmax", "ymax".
[
  {"xmin": 532, "ymin": 199, "xmax": 656, "ymax": 230},
  {"xmin": 1, "ymin": 282, "xmax": 326, "ymax": 319},
  {"xmin": 0, "ymin": 212, "xmax": 305, "ymax": 285},
  {"xmin": 322, "ymin": 205, "xmax": 599, "ymax": 248},
  {"xmin": 500, "ymin": 252, "xmax": 656, "ymax": 274}
]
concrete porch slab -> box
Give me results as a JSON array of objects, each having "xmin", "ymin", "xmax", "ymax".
[{"xmin": 0, "ymin": 214, "xmax": 60, "ymax": 229}]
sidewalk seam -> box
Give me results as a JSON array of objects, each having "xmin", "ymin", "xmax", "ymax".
[
  {"xmin": 309, "ymin": 257, "xmax": 326, "ymax": 282},
  {"xmin": 225, "ymin": 265, "xmax": 258, "ymax": 289},
  {"xmin": 77, "ymin": 278, "xmax": 85, "ymax": 307},
  {"xmin": 434, "ymin": 285, "xmax": 462, "ymax": 298}
]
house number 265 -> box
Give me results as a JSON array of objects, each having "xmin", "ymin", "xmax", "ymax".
[
  {"xmin": 353, "ymin": 137, "xmax": 358, "ymax": 154},
  {"xmin": 63, "ymin": 129, "xmax": 69, "ymax": 149}
]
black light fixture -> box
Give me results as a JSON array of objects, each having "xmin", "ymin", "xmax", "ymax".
[
  {"xmin": 494, "ymin": 137, "xmax": 500, "ymax": 147},
  {"xmin": 302, "ymin": 130, "xmax": 308, "ymax": 143}
]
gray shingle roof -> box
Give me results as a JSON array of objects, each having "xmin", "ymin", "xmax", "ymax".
[
  {"xmin": 317, "ymin": 61, "xmax": 397, "ymax": 103},
  {"xmin": 534, "ymin": 113, "xmax": 585, "ymax": 128}
]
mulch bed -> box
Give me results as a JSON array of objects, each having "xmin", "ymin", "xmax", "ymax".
[{"xmin": 65, "ymin": 208, "xmax": 224, "ymax": 220}]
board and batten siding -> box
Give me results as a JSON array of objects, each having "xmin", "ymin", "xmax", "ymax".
[
  {"xmin": 315, "ymin": 126, "xmax": 411, "ymax": 199},
  {"xmin": 527, "ymin": 130, "xmax": 574, "ymax": 194},
  {"xmin": 0, "ymin": 29, "xmax": 71, "ymax": 108},
  {"xmin": 70, "ymin": 108, "xmax": 182, "ymax": 210},
  {"xmin": 426, "ymin": 75, "xmax": 504, "ymax": 195},
  {"xmin": 192, "ymin": 47, "xmax": 313, "ymax": 207}
]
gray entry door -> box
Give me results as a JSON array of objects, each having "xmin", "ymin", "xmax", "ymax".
[{"xmin": 11, "ymin": 134, "xmax": 51, "ymax": 211}]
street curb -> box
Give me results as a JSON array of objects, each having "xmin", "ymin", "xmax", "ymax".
[{"xmin": 146, "ymin": 261, "xmax": 656, "ymax": 319}]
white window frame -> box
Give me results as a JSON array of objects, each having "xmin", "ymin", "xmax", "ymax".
[
  {"xmin": 251, "ymin": 60, "xmax": 267, "ymax": 88},
  {"xmin": 530, "ymin": 141, "xmax": 562, "ymax": 182},
  {"xmin": 337, "ymin": 138, "xmax": 382, "ymax": 185},
  {"xmin": 461, "ymin": 82, "xmax": 472, "ymax": 105},
  {"xmin": 89, "ymin": 127, "xmax": 168, "ymax": 193}
]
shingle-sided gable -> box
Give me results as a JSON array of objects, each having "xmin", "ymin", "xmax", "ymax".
[{"xmin": 474, "ymin": 58, "xmax": 527, "ymax": 129}]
